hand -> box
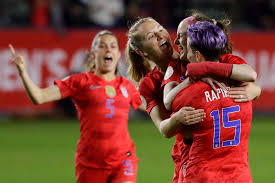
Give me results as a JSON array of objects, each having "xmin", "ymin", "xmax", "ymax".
[
  {"xmin": 173, "ymin": 107, "xmax": 206, "ymax": 126},
  {"xmin": 201, "ymin": 77, "xmax": 227, "ymax": 92},
  {"xmin": 229, "ymin": 82, "xmax": 261, "ymax": 102},
  {"xmin": 9, "ymin": 44, "xmax": 26, "ymax": 72}
]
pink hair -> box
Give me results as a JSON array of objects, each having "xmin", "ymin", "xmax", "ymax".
[{"xmin": 183, "ymin": 16, "xmax": 197, "ymax": 25}]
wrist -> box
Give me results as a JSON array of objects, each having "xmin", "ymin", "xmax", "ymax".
[
  {"xmin": 18, "ymin": 68, "xmax": 26, "ymax": 76},
  {"xmin": 171, "ymin": 111, "xmax": 181, "ymax": 126}
]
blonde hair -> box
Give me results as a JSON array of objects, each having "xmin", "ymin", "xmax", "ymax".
[
  {"xmin": 126, "ymin": 17, "xmax": 155, "ymax": 83},
  {"xmin": 85, "ymin": 30, "xmax": 120, "ymax": 73},
  {"xmin": 84, "ymin": 51, "xmax": 96, "ymax": 72}
]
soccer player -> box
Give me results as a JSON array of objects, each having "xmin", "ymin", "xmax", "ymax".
[
  {"xmin": 173, "ymin": 21, "xmax": 253, "ymax": 182},
  {"xmin": 126, "ymin": 17, "xmax": 260, "ymax": 183},
  {"xmin": 9, "ymin": 30, "xmax": 142, "ymax": 183},
  {"xmin": 162, "ymin": 13, "xmax": 261, "ymax": 183},
  {"xmin": 163, "ymin": 12, "xmax": 259, "ymax": 112},
  {"xmin": 127, "ymin": 18, "xmax": 206, "ymax": 183}
]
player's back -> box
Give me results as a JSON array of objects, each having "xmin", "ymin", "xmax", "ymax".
[{"xmin": 172, "ymin": 81, "xmax": 252, "ymax": 183}]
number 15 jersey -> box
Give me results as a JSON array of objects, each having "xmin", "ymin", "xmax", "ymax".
[
  {"xmin": 172, "ymin": 81, "xmax": 253, "ymax": 183},
  {"xmin": 54, "ymin": 72, "xmax": 142, "ymax": 169}
]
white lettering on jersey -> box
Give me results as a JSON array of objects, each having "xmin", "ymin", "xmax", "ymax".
[{"xmin": 204, "ymin": 87, "xmax": 230, "ymax": 103}]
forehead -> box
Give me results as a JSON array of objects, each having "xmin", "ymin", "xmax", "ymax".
[
  {"xmin": 177, "ymin": 21, "xmax": 190, "ymax": 34},
  {"xmin": 97, "ymin": 34, "xmax": 118, "ymax": 44},
  {"xmin": 138, "ymin": 20, "xmax": 161, "ymax": 34}
]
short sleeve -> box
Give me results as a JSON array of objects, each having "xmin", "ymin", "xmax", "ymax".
[
  {"xmin": 126, "ymin": 81, "xmax": 142, "ymax": 110},
  {"xmin": 162, "ymin": 61, "xmax": 182, "ymax": 87},
  {"xmin": 139, "ymin": 77, "xmax": 161, "ymax": 114},
  {"xmin": 54, "ymin": 74, "xmax": 82, "ymax": 99},
  {"xmin": 220, "ymin": 54, "xmax": 247, "ymax": 64}
]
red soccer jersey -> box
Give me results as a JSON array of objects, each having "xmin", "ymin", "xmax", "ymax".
[
  {"xmin": 54, "ymin": 72, "xmax": 142, "ymax": 169},
  {"xmin": 139, "ymin": 67, "xmax": 164, "ymax": 114},
  {"xmin": 138, "ymin": 65, "xmax": 187, "ymax": 172},
  {"xmin": 161, "ymin": 59, "xmax": 187, "ymax": 87},
  {"xmin": 165, "ymin": 54, "xmax": 250, "ymax": 182},
  {"xmin": 220, "ymin": 54, "xmax": 247, "ymax": 64},
  {"xmin": 172, "ymin": 81, "xmax": 252, "ymax": 183},
  {"xmin": 163, "ymin": 54, "xmax": 247, "ymax": 90},
  {"xmin": 160, "ymin": 59, "xmax": 191, "ymax": 169}
]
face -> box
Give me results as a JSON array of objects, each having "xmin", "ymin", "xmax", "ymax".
[
  {"xmin": 186, "ymin": 37, "xmax": 197, "ymax": 63},
  {"xmin": 136, "ymin": 20, "xmax": 174, "ymax": 63},
  {"xmin": 93, "ymin": 34, "xmax": 120, "ymax": 74},
  {"xmin": 175, "ymin": 20, "xmax": 189, "ymax": 60}
]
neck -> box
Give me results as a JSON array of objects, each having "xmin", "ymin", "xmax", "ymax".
[
  {"xmin": 156, "ymin": 62, "xmax": 168, "ymax": 73},
  {"xmin": 157, "ymin": 49, "xmax": 179, "ymax": 73},
  {"xmin": 172, "ymin": 49, "xmax": 180, "ymax": 60},
  {"xmin": 94, "ymin": 70, "xmax": 116, "ymax": 81}
]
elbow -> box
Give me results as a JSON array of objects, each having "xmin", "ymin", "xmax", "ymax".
[
  {"xmin": 246, "ymin": 70, "xmax": 257, "ymax": 82},
  {"xmin": 250, "ymin": 71, "xmax": 257, "ymax": 82},
  {"xmin": 159, "ymin": 127, "xmax": 173, "ymax": 139},
  {"xmin": 163, "ymin": 98, "xmax": 171, "ymax": 111},
  {"xmin": 30, "ymin": 94, "xmax": 44, "ymax": 105},
  {"xmin": 34, "ymin": 100, "xmax": 43, "ymax": 105},
  {"xmin": 161, "ymin": 132, "xmax": 173, "ymax": 139},
  {"xmin": 245, "ymin": 65, "xmax": 257, "ymax": 82},
  {"xmin": 32, "ymin": 98, "xmax": 42, "ymax": 105}
]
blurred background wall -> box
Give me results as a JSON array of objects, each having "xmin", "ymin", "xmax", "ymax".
[
  {"xmin": 0, "ymin": 1, "xmax": 275, "ymax": 183},
  {"xmin": 0, "ymin": 0, "xmax": 275, "ymax": 118}
]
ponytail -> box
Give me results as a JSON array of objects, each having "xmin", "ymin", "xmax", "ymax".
[{"xmin": 126, "ymin": 41, "xmax": 151, "ymax": 83}]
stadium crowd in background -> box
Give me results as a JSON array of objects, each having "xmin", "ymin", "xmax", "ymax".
[{"xmin": 0, "ymin": 0, "xmax": 275, "ymax": 30}]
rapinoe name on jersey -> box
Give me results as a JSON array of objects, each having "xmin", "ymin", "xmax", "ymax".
[{"xmin": 204, "ymin": 87, "xmax": 230, "ymax": 103}]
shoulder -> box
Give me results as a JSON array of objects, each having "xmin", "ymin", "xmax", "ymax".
[
  {"xmin": 139, "ymin": 68, "xmax": 164, "ymax": 95},
  {"xmin": 146, "ymin": 67, "xmax": 164, "ymax": 81},
  {"xmin": 190, "ymin": 81, "xmax": 210, "ymax": 90},
  {"xmin": 181, "ymin": 81, "xmax": 210, "ymax": 95},
  {"xmin": 60, "ymin": 72, "xmax": 94, "ymax": 88},
  {"xmin": 220, "ymin": 54, "xmax": 247, "ymax": 64},
  {"xmin": 63, "ymin": 72, "xmax": 90, "ymax": 81},
  {"xmin": 139, "ymin": 73, "xmax": 156, "ymax": 92},
  {"xmin": 119, "ymin": 76, "xmax": 137, "ymax": 89}
]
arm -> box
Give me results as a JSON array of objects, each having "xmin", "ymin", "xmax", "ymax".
[
  {"xmin": 231, "ymin": 64, "xmax": 257, "ymax": 82},
  {"xmin": 150, "ymin": 104, "xmax": 205, "ymax": 138},
  {"xmin": 187, "ymin": 62, "xmax": 257, "ymax": 82},
  {"xmin": 137, "ymin": 102, "xmax": 146, "ymax": 112},
  {"xmin": 10, "ymin": 44, "xmax": 62, "ymax": 104},
  {"xmin": 229, "ymin": 82, "xmax": 261, "ymax": 102},
  {"xmin": 163, "ymin": 78, "xmax": 191, "ymax": 111}
]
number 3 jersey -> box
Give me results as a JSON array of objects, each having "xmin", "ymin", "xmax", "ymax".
[
  {"xmin": 54, "ymin": 72, "xmax": 142, "ymax": 169},
  {"xmin": 172, "ymin": 81, "xmax": 253, "ymax": 183}
]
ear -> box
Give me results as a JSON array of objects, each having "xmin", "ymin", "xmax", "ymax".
[
  {"xmin": 135, "ymin": 49, "xmax": 148, "ymax": 58},
  {"xmin": 86, "ymin": 50, "xmax": 95, "ymax": 58},
  {"xmin": 195, "ymin": 51, "xmax": 205, "ymax": 62}
]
